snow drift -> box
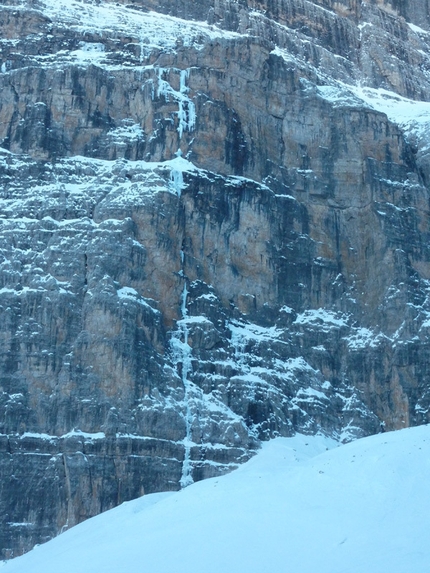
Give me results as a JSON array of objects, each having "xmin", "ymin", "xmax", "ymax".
[{"xmin": 2, "ymin": 425, "xmax": 429, "ymax": 573}]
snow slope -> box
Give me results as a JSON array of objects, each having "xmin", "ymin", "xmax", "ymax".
[
  {"xmin": 38, "ymin": 0, "xmax": 241, "ymax": 55},
  {"xmin": 317, "ymin": 83, "xmax": 430, "ymax": 152},
  {"xmin": 2, "ymin": 426, "xmax": 429, "ymax": 573}
]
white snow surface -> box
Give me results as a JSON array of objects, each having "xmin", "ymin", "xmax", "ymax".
[
  {"xmin": 3, "ymin": 426, "xmax": 430, "ymax": 573},
  {"xmin": 38, "ymin": 0, "xmax": 241, "ymax": 55},
  {"xmin": 351, "ymin": 86, "xmax": 430, "ymax": 136},
  {"xmin": 317, "ymin": 83, "xmax": 430, "ymax": 150},
  {"xmin": 294, "ymin": 308, "xmax": 348, "ymax": 329}
]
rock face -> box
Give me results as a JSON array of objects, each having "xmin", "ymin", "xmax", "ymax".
[{"xmin": 1, "ymin": 0, "xmax": 430, "ymax": 559}]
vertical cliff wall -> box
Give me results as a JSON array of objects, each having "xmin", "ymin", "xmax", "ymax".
[{"xmin": 1, "ymin": 0, "xmax": 430, "ymax": 558}]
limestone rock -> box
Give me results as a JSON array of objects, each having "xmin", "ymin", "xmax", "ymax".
[{"xmin": 1, "ymin": 0, "xmax": 430, "ymax": 558}]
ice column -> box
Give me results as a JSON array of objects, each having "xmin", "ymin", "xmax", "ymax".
[
  {"xmin": 170, "ymin": 258, "xmax": 194, "ymax": 487},
  {"xmin": 152, "ymin": 67, "xmax": 196, "ymax": 141}
]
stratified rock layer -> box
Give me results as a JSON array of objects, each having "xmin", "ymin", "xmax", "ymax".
[{"xmin": 1, "ymin": 0, "xmax": 430, "ymax": 558}]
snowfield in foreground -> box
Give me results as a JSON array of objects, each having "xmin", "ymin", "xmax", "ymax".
[{"xmin": 2, "ymin": 426, "xmax": 429, "ymax": 573}]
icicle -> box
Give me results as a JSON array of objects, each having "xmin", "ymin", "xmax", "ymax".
[
  {"xmin": 168, "ymin": 251, "xmax": 195, "ymax": 488},
  {"xmin": 170, "ymin": 169, "xmax": 184, "ymax": 197},
  {"xmin": 139, "ymin": 32, "xmax": 145, "ymax": 64},
  {"xmin": 156, "ymin": 67, "xmax": 171, "ymax": 101},
  {"xmin": 177, "ymin": 69, "xmax": 196, "ymax": 139},
  {"xmin": 179, "ymin": 69, "xmax": 189, "ymax": 92},
  {"xmin": 178, "ymin": 281, "xmax": 195, "ymax": 488},
  {"xmin": 181, "ymin": 281, "xmax": 189, "ymax": 321},
  {"xmin": 153, "ymin": 67, "xmax": 196, "ymax": 141}
]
